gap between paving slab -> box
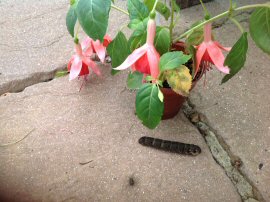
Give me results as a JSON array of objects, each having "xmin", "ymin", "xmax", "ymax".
[
  {"xmin": 182, "ymin": 101, "xmax": 265, "ymax": 202},
  {"xmin": 178, "ymin": 2, "xmax": 269, "ymax": 201},
  {"xmin": 0, "ymin": 65, "xmax": 66, "ymax": 95}
]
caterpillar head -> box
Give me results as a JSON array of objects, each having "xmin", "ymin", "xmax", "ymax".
[{"xmin": 189, "ymin": 146, "xmax": 201, "ymax": 156}]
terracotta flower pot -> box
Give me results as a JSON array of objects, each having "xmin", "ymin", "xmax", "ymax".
[
  {"xmin": 161, "ymin": 81, "xmax": 198, "ymax": 120},
  {"xmin": 161, "ymin": 87, "xmax": 187, "ymax": 119},
  {"xmin": 161, "ymin": 42, "xmax": 203, "ymax": 120}
]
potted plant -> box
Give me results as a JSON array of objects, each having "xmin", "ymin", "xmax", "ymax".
[{"xmin": 65, "ymin": 0, "xmax": 270, "ymax": 129}]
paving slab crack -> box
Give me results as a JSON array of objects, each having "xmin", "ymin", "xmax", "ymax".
[
  {"xmin": 18, "ymin": 4, "xmax": 67, "ymax": 23},
  {"xmin": 31, "ymin": 34, "xmax": 66, "ymax": 49},
  {"xmin": 0, "ymin": 64, "xmax": 66, "ymax": 96},
  {"xmin": 212, "ymin": 10, "xmax": 253, "ymax": 29},
  {"xmin": 0, "ymin": 34, "xmax": 66, "ymax": 51},
  {"xmin": 182, "ymin": 100, "xmax": 265, "ymax": 202}
]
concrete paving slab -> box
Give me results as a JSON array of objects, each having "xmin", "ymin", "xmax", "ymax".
[
  {"xmin": 189, "ymin": 22, "xmax": 270, "ymax": 200},
  {"xmin": 0, "ymin": 66, "xmax": 241, "ymax": 201},
  {"xmin": 0, "ymin": 0, "xmax": 269, "ymax": 201},
  {"xmin": 1, "ymin": 0, "xmax": 265, "ymax": 95},
  {"xmin": 0, "ymin": 0, "xmax": 71, "ymax": 94}
]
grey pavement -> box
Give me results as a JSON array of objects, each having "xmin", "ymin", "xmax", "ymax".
[
  {"xmin": 189, "ymin": 21, "xmax": 270, "ymax": 201},
  {"xmin": 0, "ymin": 0, "xmax": 269, "ymax": 202},
  {"xmin": 0, "ymin": 68, "xmax": 240, "ymax": 202}
]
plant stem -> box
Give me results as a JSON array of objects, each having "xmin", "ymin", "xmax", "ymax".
[
  {"xmin": 229, "ymin": 0, "xmax": 233, "ymax": 9},
  {"xmin": 111, "ymin": 4, "xmax": 129, "ymax": 16},
  {"xmin": 169, "ymin": 0, "xmax": 175, "ymax": 44},
  {"xmin": 199, "ymin": 0, "xmax": 210, "ymax": 17},
  {"xmin": 151, "ymin": 0, "xmax": 159, "ymax": 13},
  {"xmin": 173, "ymin": 3, "xmax": 270, "ymax": 42},
  {"xmin": 228, "ymin": 0, "xmax": 234, "ymax": 17},
  {"xmin": 75, "ymin": 23, "xmax": 80, "ymax": 39},
  {"xmin": 230, "ymin": 17, "xmax": 244, "ymax": 33}
]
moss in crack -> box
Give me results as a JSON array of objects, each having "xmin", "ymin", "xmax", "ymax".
[{"xmin": 182, "ymin": 101, "xmax": 265, "ymax": 202}]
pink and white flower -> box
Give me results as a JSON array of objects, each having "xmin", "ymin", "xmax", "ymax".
[
  {"xmin": 67, "ymin": 42, "xmax": 101, "ymax": 81},
  {"xmin": 81, "ymin": 34, "xmax": 112, "ymax": 63},
  {"xmin": 195, "ymin": 23, "xmax": 231, "ymax": 76},
  {"xmin": 114, "ymin": 19, "xmax": 160, "ymax": 80}
]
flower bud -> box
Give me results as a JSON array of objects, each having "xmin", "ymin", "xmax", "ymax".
[
  {"xmin": 70, "ymin": 0, "xmax": 76, "ymax": 6},
  {"xmin": 74, "ymin": 37, "xmax": 79, "ymax": 44},
  {"xmin": 150, "ymin": 11, "xmax": 156, "ymax": 19}
]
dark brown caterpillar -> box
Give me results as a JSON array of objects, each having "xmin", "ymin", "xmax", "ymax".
[{"xmin": 138, "ymin": 136, "xmax": 201, "ymax": 156}]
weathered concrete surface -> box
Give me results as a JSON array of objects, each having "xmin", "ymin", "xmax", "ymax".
[
  {"xmin": 0, "ymin": 0, "xmax": 71, "ymax": 94},
  {"xmin": 0, "ymin": 0, "xmax": 131, "ymax": 95},
  {"xmin": 0, "ymin": 0, "xmax": 269, "ymax": 201},
  {"xmin": 0, "ymin": 67, "xmax": 241, "ymax": 201},
  {"xmin": 0, "ymin": 0, "xmax": 265, "ymax": 95},
  {"xmin": 189, "ymin": 21, "xmax": 270, "ymax": 200}
]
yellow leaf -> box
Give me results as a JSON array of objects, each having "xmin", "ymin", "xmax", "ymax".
[{"xmin": 165, "ymin": 65, "xmax": 192, "ymax": 96}]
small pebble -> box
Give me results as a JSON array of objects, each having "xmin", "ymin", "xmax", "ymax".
[
  {"xmin": 234, "ymin": 159, "xmax": 242, "ymax": 168},
  {"xmin": 190, "ymin": 113, "xmax": 199, "ymax": 123},
  {"xmin": 259, "ymin": 163, "xmax": 263, "ymax": 170},
  {"xmin": 129, "ymin": 177, "xmax": 135, "ymax": 186}
]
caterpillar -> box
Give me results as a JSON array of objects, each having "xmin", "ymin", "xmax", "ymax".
[{"xmin": 138, "ymin": 136, "xmax": 201, "ymax": 156}]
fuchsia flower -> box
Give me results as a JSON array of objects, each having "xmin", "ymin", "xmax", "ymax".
[
  {"xmin": 67, "ymin": 42, "xmax": 101, "ymax": 81},
  {"xmin": 81, "ymin": 34, "xmax": 112, "ymax": 63},
  {"xmin": 195, "ymin": 23, "xmax": 231, "ymax": 76},
  {"xmin": 115, "ymin": 19, "xmax": 160, "ymax": 80}
]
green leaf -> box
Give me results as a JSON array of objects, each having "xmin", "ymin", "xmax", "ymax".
[
  {"xmin": 66, "ymin": 3, "xmax": 78, "ymax": 37},
  {"xmin": 130, "ymin": 17, "xmax": 149, "ymax": 34},
  {"xmin": 111, "ymin": 69, "xmax": 119, "ymax": 75},
  {"xmin": 156, "ymin": 2, "xmax": 171, "ymax": 20},
  {"xmin": 144, "ymin": 0, "xmax": 171, "ymax": 20},
  {"xmin": 159, "ymin": 51, "xmax": 191, "ymax": 72},
  {"xmin": 76, "ymin": 0, "xmax": 111, "ymax": 41},
  {"xmin": 107, "ymin": 31, "xmax": 130, "ymax": 68},
  {"xmin": 127, "ymin": 71, "xmax": 144, "ymax": 89},
  {"xmin": 154, "ymin": 27, "xmax": 170, "ymax": 55},
  {"xmin": 70, "ymin": 0, "xmax": 77, "ymax": 6},
  {"xmin": 249, "ymin": 7, "xmax": 270, "ymax": 54},
  {"xmin": 222, "ymin": 32, "xmax": 248, "ymax": 84},
  {"xmin": 145, "ymin": 75, "xmax": 153, "ymax": 82},
  {"xmin": 128, "ymin": 34, "xmax": 147, "ymax": 51},
  {"xmin": 55, "ymin": 70, "xmax": 69, "ymax": 78},
  {"xmin": 186, "ymin": 27, "xmax": 204, "ymax": 47},
  {"xmin": 128, "ymin": 18, "xmax": 148, "ymax": 51},
  {"xmin": 136, "ymin": 84, "xmax": 164, "ymax": 129},
  {"xmin": 172, "ymin": 0, "xmax": 180, "ymax": 12},
  {"xmin": 128, "ymin": 19, "xmax": 143, "ymax": 30},
  {"xmin": 143, "ymin": 0, "xmax": 154, "ymax": 10},
  {"xmin": 188, "ymin": 45, "xmax": 197, "ymax": 78},
  {"xmin": 128, "ymin": 0, "xmax": 149, "ymax": 21}
]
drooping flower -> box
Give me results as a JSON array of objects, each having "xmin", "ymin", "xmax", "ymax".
[
  {"xmin": 81, "ymin": 34, "xmax": 112, "ymax": 63},
  {"xmin": 114, "ymin": 19, "xmax": 160, "ymax": 80},
  {"xmin": 195, "ymin": 23, "xmax": 231, "ymax": 76},
  {"xmin": 67, "ymin": 42, "xmax": 101, "ymax": 81}
]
